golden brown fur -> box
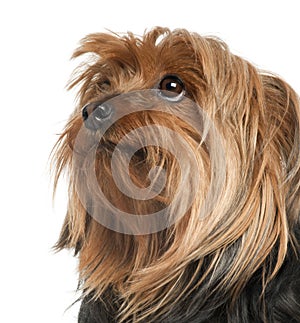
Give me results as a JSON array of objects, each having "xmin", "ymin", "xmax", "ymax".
[{"xmin": 52, "ymin": 27, "xmax": 300, "ymax": 322}]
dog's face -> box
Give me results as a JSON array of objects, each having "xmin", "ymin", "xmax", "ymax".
[{"xmin": 53, "ymin": 27, "xmax": 300, "ymax": 321}]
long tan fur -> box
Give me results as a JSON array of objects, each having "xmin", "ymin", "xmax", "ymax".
[{"xmin": 52, "ymin": 27, "xmax": 300, "ymax": 322}]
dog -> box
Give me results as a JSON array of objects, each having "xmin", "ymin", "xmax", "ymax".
[{"xmin": 52, "ymin": 27, "xmax": 300, "ymax": 322}]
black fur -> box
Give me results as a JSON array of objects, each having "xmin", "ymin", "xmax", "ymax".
[{"xmin": 78, "ymin": 230, "xmax": 300, "ymax": 323}]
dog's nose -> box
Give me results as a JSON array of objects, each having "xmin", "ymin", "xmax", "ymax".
[{"xmin": 82, "ymin": 102, "xmax": 113, "ymax": 130}]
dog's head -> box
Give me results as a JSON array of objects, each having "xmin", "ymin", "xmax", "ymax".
[{"xmin": 53, "ymin": 27, "xmax": 300, "ymax": 321}]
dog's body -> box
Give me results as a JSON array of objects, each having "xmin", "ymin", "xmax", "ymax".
[
  {"xmin": 53, "ymin": 28, "xmax": 300, "ymax": 322},
  {"xmin": 79, "ymin": 254, "xmax": 300, "ymax": 323}
]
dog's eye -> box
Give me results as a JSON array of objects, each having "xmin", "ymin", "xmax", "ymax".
[
  {"xmin": 99, "ymin": 79, "xmax": 111, "ymax": 91},
  {"xmin": 158, "ymin": 75, "xmax": 185, "ymax": 101}
]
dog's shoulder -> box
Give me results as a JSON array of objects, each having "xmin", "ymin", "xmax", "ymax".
[{"xmin": 267, "ymin": 229, "xmax": 300, "ymax": 322}]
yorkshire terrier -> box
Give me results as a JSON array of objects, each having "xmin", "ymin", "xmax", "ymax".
[{"xmin": 52, "ymin": 27, "xmax": 300, "ymax": 322}]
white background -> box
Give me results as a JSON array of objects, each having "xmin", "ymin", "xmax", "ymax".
[{"xmin": 0, "ymin": 1, "xmax": 299, "ymax": 322}]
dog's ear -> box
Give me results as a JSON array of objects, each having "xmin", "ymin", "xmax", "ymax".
[{"xmin": 262, "ymin": 74, "xmax": 300, "ymax": 226}]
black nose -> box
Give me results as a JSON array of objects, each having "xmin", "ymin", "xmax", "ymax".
[{"xmin": 82, "ymin": 102, "xmax": 113, "ymax": 130}]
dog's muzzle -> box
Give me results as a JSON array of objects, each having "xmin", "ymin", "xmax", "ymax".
[{"xmin": 82, "ymin": 101, "xmax": 113, "ymax": 130}]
